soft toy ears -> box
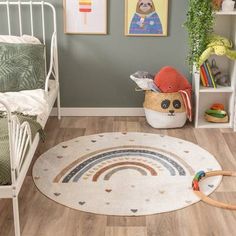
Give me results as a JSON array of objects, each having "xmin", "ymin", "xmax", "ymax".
[{"xmin": 178, "ymin": 89, "xmax": 192, "ymax": 122}]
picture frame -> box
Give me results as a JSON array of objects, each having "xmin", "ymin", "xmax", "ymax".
[
  {"xmin": 125, "ymin": 0, "xmax": 168, "ymax": 37},
  {"xmin": 63, "ymin": 0, "xmax": 107, "ymax": 35}
]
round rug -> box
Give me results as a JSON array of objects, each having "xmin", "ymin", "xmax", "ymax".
[{"xmin": 33, "ymin": 132, "xmax": 222, "ymax": 216}]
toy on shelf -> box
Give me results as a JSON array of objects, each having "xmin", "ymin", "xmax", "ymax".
[
  {"xmin": 205, "ymin": 103, "xmax": 229, "ymax": 123},
  {"xmin": 212, "ymin": 0, "xmax": 223, "ymax": 10},
  {"xmin": 199, "ymin": 35, "xmax": 236, "ymax": 66},
  {"xmin": 192, "ymin": 170, "xmax": 236, "ymax": 210},
  {"xmin": 222, "ymin": 0, "xmax": 235, "ymax": 12},
  {"xmin": 79, "ymin": 0, "xmax": 92, "ymax": 24},
  {"xmin": 210, "ymin": 59, "xmax": 230, "ymax": 87}
]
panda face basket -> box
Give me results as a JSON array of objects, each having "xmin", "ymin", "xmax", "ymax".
[{"xmin": 143, "ymin": 91, "xmax": 187, "ymax": 129}]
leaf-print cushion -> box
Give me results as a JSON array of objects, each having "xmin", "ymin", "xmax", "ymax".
[{"xmin": 0, "ymin": 42, "xmax": 45, "ymax": 92}]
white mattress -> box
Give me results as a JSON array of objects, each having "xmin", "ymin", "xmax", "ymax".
[{"xmin": 0, "ymin": 80, "xmax": 58, "ymax": 127}]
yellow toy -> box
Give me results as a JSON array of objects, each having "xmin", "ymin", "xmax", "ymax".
[{"xmin": 199, "ymin": 35, "xmax": 236, "ymax": 66}]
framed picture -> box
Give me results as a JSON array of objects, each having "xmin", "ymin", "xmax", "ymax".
[
  {"xmin": 125, "ymin": 0, "xmax": 168, "ymax": 36},
  {"xmin": 63, "ymin": 0, "xmax": 107, "ymax": 35}
]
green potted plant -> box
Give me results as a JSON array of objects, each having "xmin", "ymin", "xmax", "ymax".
[{"xmin": 184, "ymin": 0, "xmax": 215, "ymax": 69}]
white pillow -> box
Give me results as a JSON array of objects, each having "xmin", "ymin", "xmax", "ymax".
[{"xmin": 0, "ymin": 34, "xmax": 41, "ymax": 44}]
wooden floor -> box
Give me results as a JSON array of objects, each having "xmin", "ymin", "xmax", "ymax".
[{"xmin": 1, "ymin": 117, "xmax": 236, "ymax": 236}]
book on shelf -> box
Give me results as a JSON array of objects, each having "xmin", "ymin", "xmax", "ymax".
[
  {"xmin": 203, "ymin": 62, "xmax": 213, "ymax": 87},
  {"xmin": 206, "ymin": 60, "xmax": 217, "ymax": 88},
  {"xmin": 200, "ymin": 64, "xmax": 209, "ymax": 87},
  {"xmin": 200, "ymin": 61, "xmax": 217, "ymax": 88},
  {"xmin": 200, "ymin": 68, "xmax": 207, "ymax": 87}
]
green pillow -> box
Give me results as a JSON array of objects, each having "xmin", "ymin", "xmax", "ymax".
[{"xmin": 0, "ymin": 42, "xmax": 45, "ymax": 92}]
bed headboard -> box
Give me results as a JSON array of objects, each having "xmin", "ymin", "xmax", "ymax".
[
  {"xmin": 0, "ymin": 0, "xmax": 56, "ymax": 43},
  {"xmin": 0, "ymin": 0, "xmax": 59, "ymax": 91}
]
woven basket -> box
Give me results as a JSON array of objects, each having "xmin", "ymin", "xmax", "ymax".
[{"xmin": 143, "ymin": 91, "xmax": 187, "ymax": 128}]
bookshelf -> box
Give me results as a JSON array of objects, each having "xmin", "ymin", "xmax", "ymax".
[{"xmin": 193, "ymin": 11, "xmax": 236, "ymax": 129}]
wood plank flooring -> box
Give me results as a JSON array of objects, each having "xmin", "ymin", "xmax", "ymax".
[{"xmin": 1, "ymin": 117, "xmax": 236, "ymax": 236}]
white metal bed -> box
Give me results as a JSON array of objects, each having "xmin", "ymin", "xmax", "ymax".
[{"xmin": 0, "ymin": 1, "xmax": 60, "ymax": 236}]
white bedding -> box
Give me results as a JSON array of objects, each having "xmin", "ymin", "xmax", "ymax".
[
  {"xmin": 0, "ymin": 35, "xmax": 41, "ymax": 44},
  {"xmin": 0, "ymin": 80, "xmax": 58, "ymax": 127}
]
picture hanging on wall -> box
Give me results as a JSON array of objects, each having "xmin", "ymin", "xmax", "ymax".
[
  {"xmin": 125, "ymin": 0, "xmax": 168, "ymax": 36},
  {"xmin": 63, "ymin": 0, "xmax": 107, "ymax": 34}
]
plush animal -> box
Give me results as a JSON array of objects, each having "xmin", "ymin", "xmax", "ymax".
[
  {"xmin": 143, "ymin": 91, "xmax": 187, "ymax": 128},
  {"xmin": 199, "ymin": 35, "xmax": 236, "ymax": 66},
  {"xmin": 129, "ymin": 0, "xmax": 163, "ymax": 35},
  {"xmin": 210, "ymin": 59, "xmax": 230, "ymax": 87},
  {"xmin": 154, "ymin": 66, "xmax": 192, "ymax": 121}
]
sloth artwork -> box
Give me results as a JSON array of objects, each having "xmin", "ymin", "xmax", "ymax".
[{"xmin": 129, "ymin": 0, "xmax": 163, "ymax": 34}]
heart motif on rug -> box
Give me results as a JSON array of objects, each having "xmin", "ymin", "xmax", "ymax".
[
  {"xmin": 91, "ymin": 140, "xmax": 97, "ymax": 143},
  {"xmin": 208, "ymin": 184, "xmax": 214, "ymax": 188},
  {"xmin": 79, "ymin": 201, "xmax": 86, "ymax": 205},
  {"xmin": 185, "ymin": 200, "xmax": 192, "ymax": 204},
  {"xmin": 57, "ymin": 156, "xmax": 63, "ymax": 159},
  {"xmin": 62, "ymin": 146, "xmax": 68, "ymax": 149},
  {"xmin": 131, "ymin": 209, "xmax": 138, "ymax": 213},
  {"xmin": 105, "ymin": 189, "xmax": 112, "ymax": 193},
  {"xmin": 54, "ymin": 193, "xmax": 61, "ymax": 197}
]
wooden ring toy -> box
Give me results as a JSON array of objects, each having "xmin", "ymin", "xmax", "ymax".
[{"xmin": 192, "ymin": 170, "xmax": 236, "ymax": 210}]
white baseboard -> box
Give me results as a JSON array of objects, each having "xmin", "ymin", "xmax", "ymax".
[{"xmin": 51, "ymin": 107, "xmax": 145, "ymax": 117}]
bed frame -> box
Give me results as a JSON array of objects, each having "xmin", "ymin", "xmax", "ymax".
[{"xmin": 0, "ymin": 1, "xmax": 60, "ymax": 236}]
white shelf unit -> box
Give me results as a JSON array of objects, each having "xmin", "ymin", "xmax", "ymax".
[
  {"xmin": 216, "ymin": 10, "xmax": 236, "ymax": 15},
  {"xmin": 193, "ymin": 12, "xmax": 236, "ymax": 129}
]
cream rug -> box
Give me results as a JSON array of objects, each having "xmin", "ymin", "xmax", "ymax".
[{"xmin": 33, "ymin": 132, "xmax": 222, "ymax": 216}]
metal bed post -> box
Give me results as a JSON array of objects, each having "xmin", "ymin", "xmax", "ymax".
[{"xmin": 0, "ymin": 1, "xmax": 60, "ymax": 235}]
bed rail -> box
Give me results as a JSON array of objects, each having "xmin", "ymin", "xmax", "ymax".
[
  {"xmin": 0, "ymin": 2, "xmax": 60, "ymax": 235},
  {"xmin": 0, "ymin": 100, "xmax": 32, "ymax": 182}
]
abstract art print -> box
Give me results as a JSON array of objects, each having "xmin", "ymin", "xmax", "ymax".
[
  {"xmin": 125, "ymin": 0, "xmax": 168, "ymax": 36},
  {"xmin": 63, "ymin": 0, "xmax": 107, "ymax": 34}
]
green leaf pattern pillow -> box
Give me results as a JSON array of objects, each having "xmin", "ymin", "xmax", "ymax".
[{"xmin": 0, "ymin": 43, "xmax": 45, "ymax": 92}]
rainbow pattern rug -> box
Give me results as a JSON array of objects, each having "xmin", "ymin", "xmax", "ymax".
[{"xmin": 33, "ymin": 132, "xmax": 222, "ymax": 216}]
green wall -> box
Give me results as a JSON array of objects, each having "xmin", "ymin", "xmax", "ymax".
[{"xmin": 0, "ymin": 0, "xmax": 189, "ymax": 107}]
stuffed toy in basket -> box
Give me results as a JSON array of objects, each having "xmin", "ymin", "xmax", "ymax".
[{"xmin": 143, "ymin": 66, "xmax": 192, "ymax": 128}]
